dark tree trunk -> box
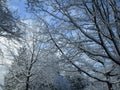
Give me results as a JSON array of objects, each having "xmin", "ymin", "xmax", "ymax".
[
  {"xmin": 26, "ymin": 77, "xmax": 30, "ymax": 90},
  {"xmin": 107, "ymin": 82, "xmax": 113, "ymax": 90}
]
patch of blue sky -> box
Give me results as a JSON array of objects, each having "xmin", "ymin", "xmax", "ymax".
[{"xmin": 7, "ymin": 0, "xmax": 32, "ymax": 19}]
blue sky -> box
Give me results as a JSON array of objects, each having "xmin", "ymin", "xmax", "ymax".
[{"xmin": 8, "ymin": 0, "xmax": 32, "ymax": 19}]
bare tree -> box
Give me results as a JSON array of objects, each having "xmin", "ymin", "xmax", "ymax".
[
  {"xmin": 27, "ymin": 0, "xmax": 120, "ymax": 90},
  {"xmin": 27, "ymin": 0, "xmax": 120, "ymax": 65},
  {"xmin": 0, "ymin": 0, "xmax": 22, "ymax": 39},
  {"xmin": 4, "ymin": 21, "xmax": 60, "ymax": 90}
]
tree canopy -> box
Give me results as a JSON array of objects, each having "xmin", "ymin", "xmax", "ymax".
[{"xmin": 1, "ymin": 0, "xmax": 120, "ymax": 90}]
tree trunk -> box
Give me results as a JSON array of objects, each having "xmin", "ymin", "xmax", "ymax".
[
  {"xmin": 26, "ymin": 77, "xmax": 29, "ymax": 90},
  {"xmin": 107, "ymin": 82, "xmax": 113, "ymax": 90}
]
